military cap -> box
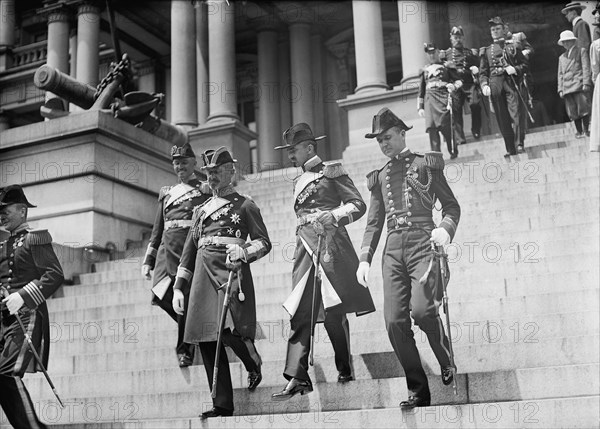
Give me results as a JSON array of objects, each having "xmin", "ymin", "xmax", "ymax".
[
  {"xmin": 488, "ymin": 16, "xmax": 506, "ymax": 26},
  {"xmin": 200, "ymin": 147, "xmax": 237, "ymax": 169},
  {"xmin": 365, "ymin": 108, "xmax": 412, "ymax": 139},
  {"xmin": 450, "ymin": 26, "xmax": 464, "ymax": 36},
  {"xmin": 171, "ymin": 143, "xmax": 196, "ymax": 159},
  {"xmin": 562, "ymin": 2, "xmax": 586, "ymax": 13},
  {"xmin": 423, "ymin": 42, "xmax": 437, "ymax": 52},
  {"xmin": 274, "ymin": 122, "xmax": 325, "ymax": 150},
  {"xmin": 0, "ymin": 185, "xmax": 36, "ymax": 208}
]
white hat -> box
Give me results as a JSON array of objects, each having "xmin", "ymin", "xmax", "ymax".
[{"xmin": 557, "ymin": 30, "xmax": 577, "ymax": 46}]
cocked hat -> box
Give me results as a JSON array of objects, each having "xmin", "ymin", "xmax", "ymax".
[
  {"xmin": 365, "ymin": 108, "xmax": 412, "ymax": 139},
  {"xmin": 171, "ymin": 143, "xmax": 196, "ymax": 159},
  {"xmin": 0, "ymin": 185, "xmax": 36, "ymax": 208},
  {"xmin": 274, "ymin": 123, "xmax": 325, "ymax": 150},
  {"xmin": 200, "ymin": 147, "xmax": 237, "ymax": 169}
]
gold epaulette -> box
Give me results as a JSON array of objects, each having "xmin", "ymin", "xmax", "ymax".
[
  {"xmin": 26, "ymin": 229, "xmax": 53, "ymax": 245},
  {"xmin": 424, "ymin": 151, "xmax": 445, "ymax": 170},
  {"xmin": 322, "ymin": 161, "xmax": 348, "ymax": 179},
  {"xmin": 479, "ymin": 46, "xmax": 487, "ymax": 57},
  {"xmin": 366, "ymin": 169, "xmax": 380, "ymax": 191},
  {"xmin": 158, "ymin": 186, "xmax": 172, "ymax": 201}
]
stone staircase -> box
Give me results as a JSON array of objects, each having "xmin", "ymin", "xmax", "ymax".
[{"xmin": 1, "ymin": 124, "xmax": 599, "ymax": 428}]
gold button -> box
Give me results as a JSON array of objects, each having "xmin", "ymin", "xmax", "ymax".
[
  {"xmin": 405, "ymin": 164, "xmax": 410, "ymax": 168},
  {"xmin": 405, "ymin": 158, "xmax": 410, "ymax": 161},
  {"xmin": 407, "ymin": 187, "xmax": 412, "ymax": 192},
  {"xmin": 6, "ymin": 286, "xmax": 10, "ymax": 290},
  {"xmin": 385, "ymin": 176, "xmax": 390, "ymax": 180},
  {"xmin": 389, "ymin": 200, "xmax": 394, "ymax": 205},
  {"xmin": 408, "ymin": 203, "xmax": 412, "ymax": 208},
  {"xmin": 408, "ymin": 222, "xmax": 413, "ymax": 226},
  {"xmin": 9, "ymin": 262, "xmax": 13, "ymax": 266},
  {"xmin": 386, "ymin": 184, "xmax": 391, "ymax": 188},
  {"xmin": 407, "ymin": 212, "xmax": 412, "ymax": 216},
  {"xmin": 387, "ymin": 192, "xmax": 392, "ymax": 196}
]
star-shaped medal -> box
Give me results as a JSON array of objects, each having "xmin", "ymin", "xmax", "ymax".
[{"xmin": 230, "ymin": 213, "xmax": 241, "ymax": 224}]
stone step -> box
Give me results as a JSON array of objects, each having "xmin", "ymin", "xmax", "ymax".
[
  {"xmin": 46, "ymin": 310, "xmax": 599, "ymax": 367},
  {"xmin": 47, "ymin": 280, "xmax": 599, "ymax": 324},
  {"xmin": 22, "ymin": 363, "xmax": 599, "ymax": 418},
  {"xmin": 32, "ymin": 395, "xmax": 600, "ymax": 429}
]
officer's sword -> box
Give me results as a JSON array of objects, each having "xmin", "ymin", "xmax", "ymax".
[
  {"xmin": 502, "ymin": 51, "xmax": 535, "ymax": 123},
  {"xmin": 309, "ymin": 221, "xmax": 325, "ymax": 367},
  {"xmin": 430, "ymin": 244, "xmax": 458, "ymax": 396},
  {"xmin": 0, "ymin": 286, "xmax": 65, "ymax": 408},
  {"xmin": 447, "ymin": 92, "xmax": 457, "ymax": 155},
  {"xmin": 211, "ymin": 267, "xmax": 235, "ymax": 398}
]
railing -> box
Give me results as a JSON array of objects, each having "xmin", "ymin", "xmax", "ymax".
[{"xmin": 11, "ymin": 41, "xmax": 48, "ymax": 68}]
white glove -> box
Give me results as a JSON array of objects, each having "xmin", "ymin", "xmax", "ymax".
[
  {"xmin": 418, "ymin": 109, "xmax": 425, "ymax": 118},
  {"xmin": 522, "ymin": 49, "xmax": 530, "ymax": 58},
  {"xmin": 141, "ymin": 264, "xmax": 152, "ymax": 280},
  {"xmin": 172, "ymin": 289, "xmax": 185, "ymax": 315},
  {"xmin": 314, "ymin": 209, "xmax": 335, "ymax": 227},
  {"xmin": 2, "ymin": 293, "xmax": 25, "ymax": 315},
  {"xmin": 505, "ymin": 65, "xmax": 517, "ymax": 75},
  {"xmin": 482, "ymin": 85, "xmax": 491, "ymax": 97},
  {"xmin": 446, "ymin": 83, "xmax": 456, "ymax": 92},
  {"xmin": 356, "ymin": 261, "xmax": 370, "ymax": 288},
  {"xmin": 470, "ymin": 65, "xmax": 479, "ymax": 75},
  {"xmin": 454, "ymin": 80, "xmax": 463, "ymax": 89},
  {"xmin": 226, "ymin": 244, "xmax": 246, "ymax": 263},
  {"xmin": 430, "ymin": 227, "xmax": 451, "ymax": 246}
]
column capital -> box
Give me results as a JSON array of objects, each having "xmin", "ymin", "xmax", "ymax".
[
  {"xmin": 278, "ymin": 2, "xmax": 315, "ymax": 25},
  {"xmin": 75, "ymin": 0, "xmax": 103, "ymax": 16},
  {"xmin": 37, "ymin": 3, "xmax": 74, "ymax": 22}
]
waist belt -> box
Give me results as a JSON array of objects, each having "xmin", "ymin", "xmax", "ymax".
[
  {"xmin": 426, "ymin": 81, "xmax": 448, "ymax": 89},
  {"xmin": 296, "ymin": 213, "xmax": 319, "ymax": 228},
  {"xmin": 387, "ymin": 216, "xmax": 434, "ymax": 230},
  {"xmin": 198, "ymin": 236, "xmax": 245, "ymax": 247},
  {"xmin": 491, "ymin": 67, "xmax": 505, "ymax": 76},
  {"xmin": 164, "ymin": 219, "xmax": 193, "ymax": 230}
]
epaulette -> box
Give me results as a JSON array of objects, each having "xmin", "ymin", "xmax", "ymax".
[
  {"xmin": 479, "ymin": 46, "xmax": 487, "ymax": 57},
  {"xmin": 158, "ymin": 185, "xmax": 172, "ymax": 201},
  {"xmin": 366, "ymin": 169, "xmax": 380, "ymax": 191},
  {"xmin": 322, "ymin": 161, "xmax": 348, "ymax": 179},
  {"xmin": 239, "ymin": 193, "xmax": 255, "ymax": 204},
  {"xmin": 25, "ymin": 229, "xmax": 53, "ymax": 246},
  {"xmin": 423, "ymin": 151, "xmax": 445, "ymax": 170}
]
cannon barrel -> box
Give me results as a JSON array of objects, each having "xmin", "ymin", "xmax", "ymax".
[{"xmin": 34, "ymin": 65, "xmax": 96, "ymax": 109}]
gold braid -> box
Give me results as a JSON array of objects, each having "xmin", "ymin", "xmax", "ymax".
[{"xmin": 406, "ymin": 168, "xmax": 434, "ymax": 209}]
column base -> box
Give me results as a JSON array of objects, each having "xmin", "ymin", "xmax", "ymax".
[
  {"xmin": 354, "ymin": 82, "xmax": 388, "ymax": 95},
  {"xmin": 188, "ymin": 119, "xmax": 257, "ymax": 177}
]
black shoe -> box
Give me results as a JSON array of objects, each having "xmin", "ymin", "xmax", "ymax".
[
  {"xmin": 248, "ymin": 370, "xmax": 262, "ymax": 391},
  {"xmin": 271, "ymin": 378, "xmax": 313, "ymax": 401},
  {"xmin": 517, "ymin": 145, "xmax": 525, "ymax": 154},
  {"xmin": 472, "ymin": 132, "xmax": 481, "ymax": 140},
  {"xmin": 200, "ymin": 407, "xmax": 233, "ymax": 419},
  {"xmin": 337, "ymin": 373, "xmax": 353, "ymax": 383},
  {"xmin": 441, "ymin": 365, "xmax": 455, "ymax": 386},
  {"xmin": 178, "ymin": 354, "xmax": 193, "ymax": 368},
  {"xmin": 450, "ymin": 151, "xmax": 458, "ymax": 159},
  {"xmin": 400, "ymin": 396, "xmax": 430, "ymax": 409},
  {"xmin": 503, "ymin": 152, "xmax": 516, "ymax": 158}
]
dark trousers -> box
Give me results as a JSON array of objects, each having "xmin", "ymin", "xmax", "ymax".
[
  {"xmin": 199, "ymin": 329, "xmax": 261, "ymax": 412},
  {"xmin": 382, "ymin": 228, "xmax": 451, "ymax": 401},
  {"xmin": 490, "ymin": 76, "xmax": 521, "ymax": 154},
  {"xmin": 1, "ymin": 309, "xmax": 46, "ymax": 429},
  {"xmin": 154, "ymin": 282, "xmax": 195, "ymax": 358},
  {"xmin": 470, "ymin": 99, "xmax": 482, "ymax": 136},
  {"xmin": 428, "ymin": 128, "xmax": 454, "ymax": 156},
  {"xmin": 450, "ymin": 89, "xmax": 468, "ymax": 144},
  {"xmin": 284, "ymin": 268, "xmax": 351, "ymax": 383}
]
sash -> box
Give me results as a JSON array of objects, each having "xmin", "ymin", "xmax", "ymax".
[
  {"xmin": 164, "ymin": 183, "xmax": 194, "ymax": 209},
  {"xmin": 293, "ymin": 171, "xmax": 322, "ymax": 202}
]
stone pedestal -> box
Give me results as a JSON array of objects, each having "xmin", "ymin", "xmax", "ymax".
[
  {"xmin": 0, "ymin": 111, "xmax": 178, "ymax": 250},
  {"xmin": 188, "ymin": 120, "xmax": 257, "ymax": 177}
]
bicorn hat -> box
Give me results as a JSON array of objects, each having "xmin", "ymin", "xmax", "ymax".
[
  {"xmin": 274, "ymin": 122, "xmax": 325, "ymax": 150},
  {"xmin": 170, "ymin": 143, "xmax": 196, "ymax": 159},
  {"xmin": 488, "ymin": 16, "xmax": 506, "ymax": 26},
  {"xmin": 450, "ymin": 26, "xmax": 464, "ymax": 36},
  {"xmin": 0, "ymin": 185, "xmax": 36, "ymax": 208},
  {"xmin": 365, "ymin": 108, "xmax": 412, "ymax": 139},
  {"xmin": 200, "ymin": 147, "xmax": 237, "ymax": 169}
]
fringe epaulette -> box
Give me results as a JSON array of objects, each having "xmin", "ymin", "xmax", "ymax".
[
  {"xmin": 26, "ymin": 229, "xmax": 52, "ymax": 245},
  {"xmin": 424, "ymin": 151, "xmax": 445, "ymax": 170},
  {"xmin": 158, "ymin": 186, "xmax": 172, "ymax": 201},
  {"xmin": 366, "ymin": 169, "xmax": 380, "ymax": 191},
  {"xmin": 322, "ymin": 161, "xmax": 348, "ymax": 179},
  {"xmin": 479, "ymin": 46, "xmax": 487, "ymax": 57}
]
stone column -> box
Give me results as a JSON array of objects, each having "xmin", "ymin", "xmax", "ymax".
[
  {"xmin": 311, "ymin": 33, "xmax": 326, "ymax": 157},
  {"xmin": 289, "ymin": 21, "xmax": 313, "ymax": 126},
  {"xmin": 398, "ymin": 0, "xmax": 431, "ymax": 85},
  {"xmin": 0, "ymin": 0, "xmax": 15, "ymax": 71},
  {"xmin": 171, "ymin": 0, "xmax": 197, "ymax": 128},
  {"xmin": 207, "ymin": 0, "xmax": 238, "ymax": 122},
  {"xmin": 195, "ymin": 1, "xmax": 209, "ymax": 124},
  {"xmin": 256, "ymin": 22, "xmax": 281, "ymax": 170},
  {"xmin": 136, "ymin": 60, "xmax": 156, "ymax": 94},
  {"xmin": 76, "ymin": 2, "xmax": 101, "ymax": 86},
  {"xmin": 45, "ymin": 7, "xmax": 71, "ymax": 105},
  {"xmin": 351, "ymin": 0, "xmax": 387, "ymax": 94},
  {"xmin": 278, "ymin": 33, "xmax": 291, "ymax": 166},
  {"xmin": 69, "ymin": 27, "xmax": 77, "ymax": 77}
]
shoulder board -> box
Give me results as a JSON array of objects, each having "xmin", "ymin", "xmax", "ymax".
[
  {"xmin": 322, "ymin": 161, "xmax": 348, "ymax": 179},
  {"xmin": 423, "ymin": 151, "xmax": 445, "ymax": 170},
  {"xmin": 479, "ymin": 46, "xmax": 487, "ymax": 56},
  {"xmin": 366, "ymin": 169, "xmax": 380, "ymax": 191},
  {"xmin": 158, "ymin": 185, "xmax": 172, "ymax": 201},
  {"xmin": 239, "ymin": 193, "xmax": 255, "ymax": 204},
  {"xmin": 25, "ymin": 229, "xmax": 53, "ymax": 246}
]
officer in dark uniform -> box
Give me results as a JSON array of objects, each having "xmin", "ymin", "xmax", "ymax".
[
  {"xmin": 172, "ymin": 147, "xmax": 270, "ymax": 419},
  {"xmin": 418, "ymin": 43, "xmax": 459, "ymax": 159},
  {"xmin": 271, "ymin": 123, "xmax": 375, "ymax": 401},
  {"xmin": 142, "ymin": 143, "xmax": 210, "ymax": 367},
  {"xmin": 356, "ymin": 108, "xmax": 460, "ymax": 409},
  {"xmin": 441, "ymin": 26, "xmax": 481, "ymax": 142},
  {"xmin": 479, "ymin": 16, "xmax": 528, "ymax": 157},
  {"xmin": 0, "ymin": 185, "xmax": 64, "ymax": 428}
]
